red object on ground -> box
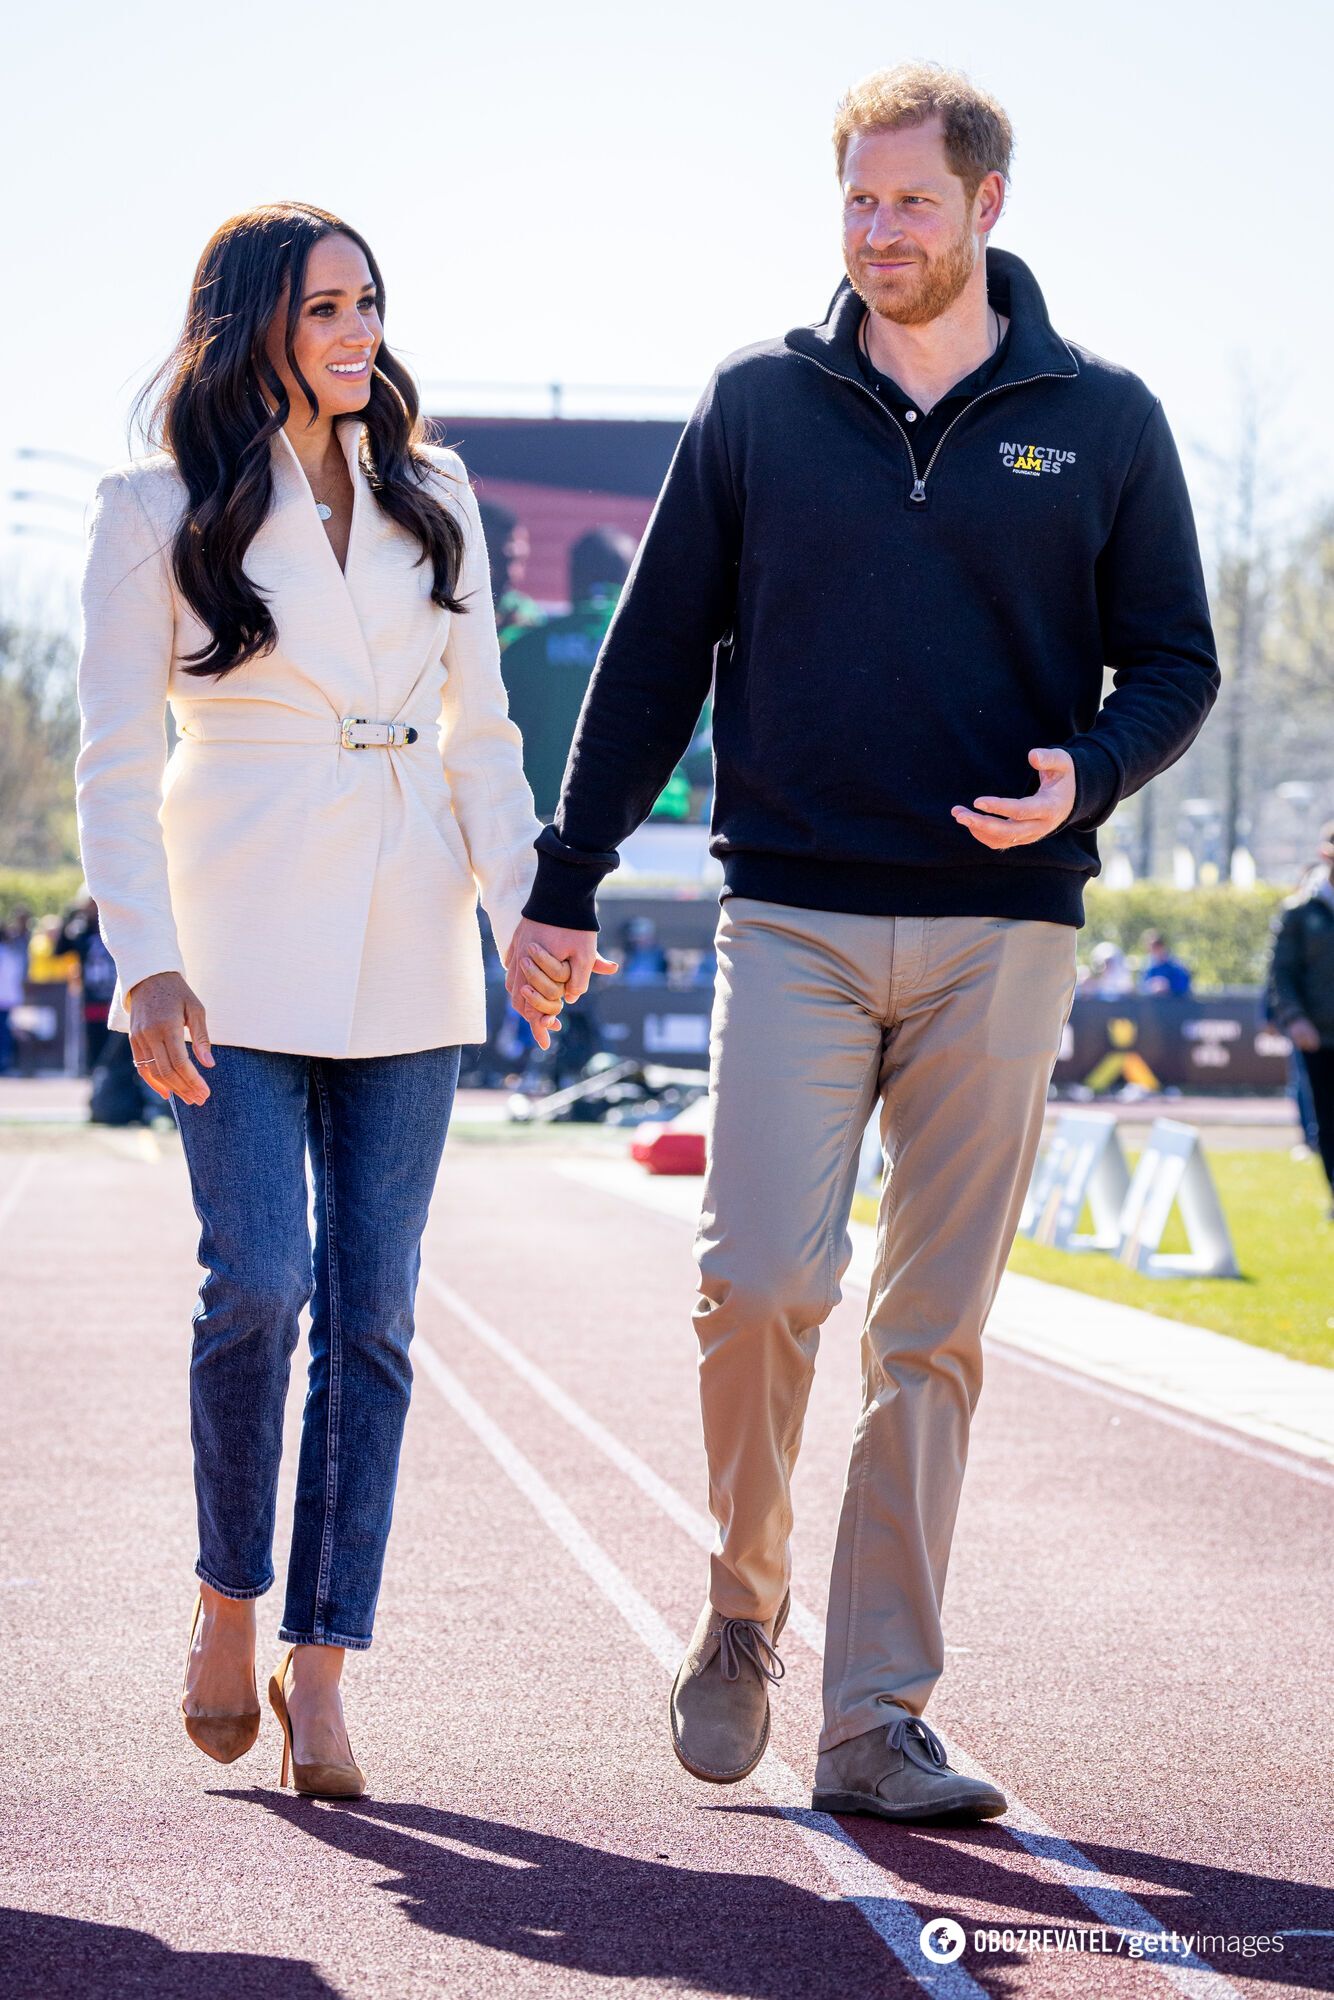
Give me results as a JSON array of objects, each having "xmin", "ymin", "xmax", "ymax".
[{"xmin": 632, "ymin": 1126, "xmax": 706, "ymax": 1176}]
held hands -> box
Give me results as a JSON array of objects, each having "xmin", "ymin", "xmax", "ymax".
[
  {"xmin": 952, "ymin": 747, "xmax": 1077, "ymax": 850},
  {"xmin": 505, "ymin": 918, "xmax": 619, "ymax": 1051},
  {"xmin": 127, "ymin": 971, "xmax": 214, "ymax": 1105}
]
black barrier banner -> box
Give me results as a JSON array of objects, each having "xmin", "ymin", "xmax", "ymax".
[{"xmin": 472, "ymin": 979, "xmax": 1294, "ymax": 1095}]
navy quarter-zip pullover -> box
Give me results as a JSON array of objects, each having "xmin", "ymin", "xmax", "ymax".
[{"xmin": 523, "ymin": 249, "xmax": 1220, "ymax": 932}]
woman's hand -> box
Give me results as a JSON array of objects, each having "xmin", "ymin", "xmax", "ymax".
[
  {"xmin": 127, "ymin": 971, "xmax": 215, "ymax": 1104},
  {"xmin": 504, "ymin": 937, "xmax": 574, "ymax": 1053}
]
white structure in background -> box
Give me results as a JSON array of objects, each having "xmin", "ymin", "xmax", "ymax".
[
  {"xmin": 1020, "ymin": 1111, "xmax": 1130, "ymax": 1252},
  {"xmin": 1117, "ymin": 1120, "xmax": 1240, "ymax": 1278},
  {"xmin": 1019, "ymin": 1112, "xmax": 1240, "ymax": 1280},
  {"xmin": 1230, "ymin": 846, "xmax": 1258, "ymax": 887},
  {"xmin": 1172, "ymin": 844, "xmax": 1197, "ymax": 889}
]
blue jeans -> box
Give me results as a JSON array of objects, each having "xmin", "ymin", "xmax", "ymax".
[{"xmin": 172, "ymin": 1044, "xmax": 460, "ymax": 1648}]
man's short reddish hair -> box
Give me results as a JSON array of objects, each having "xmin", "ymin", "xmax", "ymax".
[{"xmin": 833, "ymin": 62, "xmax": 1014, "ymax": 201}]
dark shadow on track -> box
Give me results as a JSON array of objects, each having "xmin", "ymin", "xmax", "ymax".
[
  {"xmin": 220, "ymin": 1789, "xmax": 920, "ymax": 1998},
  {"xmin": 0, "ymin": 1906, "xmax": 340, "ymax": 2000},
  {"xmin": 720, "ymin": 1806, "xmax": 1334, "ymax": 1992}
]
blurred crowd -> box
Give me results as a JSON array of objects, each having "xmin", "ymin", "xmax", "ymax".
[
  {"xmin": 0, "ymin": 892, "xmax": 117, "ymax": 1079},
  {"xmin": 483, "ymin": 506, "xmax": 712, "ymax": 825},
  {"xmin": 1077, "ymin": 929, "xmax": 1193, "ymax": 998}
]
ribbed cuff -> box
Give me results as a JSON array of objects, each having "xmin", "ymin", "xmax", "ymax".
[
  {"xmin": 520, "ymin": 834, "xmax": 616, "ymax": 932},
  {"xmin": 1064, "ymin": 740, "xmax": 1122, "ymax": 831}
]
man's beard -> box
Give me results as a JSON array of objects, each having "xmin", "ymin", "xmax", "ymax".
[{"xmin": 845, "ymin": 218, "xmax": 978, "ymax": 327}]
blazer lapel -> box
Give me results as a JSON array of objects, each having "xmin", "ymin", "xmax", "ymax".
[
  {"xmin": 337, "ymin": 422, "xmax": 450, "ymax": 720},
  {"xmin": 242, "ymin": 424, "xmax": 378, "ymax": 715},
  {"xmin": 245, "ymin": 422, "xmax": 450, "ymax": 724}
]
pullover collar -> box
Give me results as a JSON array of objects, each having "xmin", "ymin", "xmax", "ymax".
[{"xmin": 785, "ymin": 247, "xmax": 1079, "ymax": 394}]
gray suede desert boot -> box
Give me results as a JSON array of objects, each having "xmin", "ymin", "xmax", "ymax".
[
  {"xmin": 812, "ymin": 1709, "xmax": 1007, "ymax": 1822},
  {"xmin": 669, "ymin": 1593, "xmax": 789, "ymax": 1783}
]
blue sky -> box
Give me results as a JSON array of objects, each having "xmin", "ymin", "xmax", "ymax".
[{"xmin": 2, "ymin": 0, "xmax": 1326, "ymax": 587}]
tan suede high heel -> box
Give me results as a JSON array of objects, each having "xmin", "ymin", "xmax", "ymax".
[
  {"xmin": 180, "ymin": 1591, "xmax": 262, "ymax": 1764},
  {"xmin": 267, "ymin": 1646, "xmax": 366, "ymax": 1798}
]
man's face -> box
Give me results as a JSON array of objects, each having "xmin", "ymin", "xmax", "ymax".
[{"xmin": 841, "ymin": 118, "xmax": 997, "ymax": 327}]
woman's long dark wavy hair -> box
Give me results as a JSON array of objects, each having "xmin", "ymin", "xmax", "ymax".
[{"xmin": 134, "ymin": 202, "xmax": 467, "ymax": 677}]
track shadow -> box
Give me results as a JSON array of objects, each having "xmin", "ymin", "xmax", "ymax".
[
  {"xmin": 0, "ymin": 1906, "xmax": 340, "ymax": 2000},
  {"xmin": 723, "ymin": 1807, "xmax": 1334, "ymax": 1991},
  {"xmin": 221, "ymin": 1789, "xmax": 921, "ymax": 1998}
]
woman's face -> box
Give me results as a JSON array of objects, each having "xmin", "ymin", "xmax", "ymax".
[{"xmin": 265, "ymin": 232, "xmax": 383, "ymax": 420}]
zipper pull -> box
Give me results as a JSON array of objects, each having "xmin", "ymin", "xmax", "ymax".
[{"xmin": 910, "ymin": 479, "xmax": 927, "ymax": 504}]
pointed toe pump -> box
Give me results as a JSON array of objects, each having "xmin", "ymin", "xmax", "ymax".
[
  {"xmin": 180, "ymin": 1591, "xmax": 262, "ymax": 1765},
  {"xmin": 267, "ymin": 1646, "xmax": 366, "ymax": 1799}
]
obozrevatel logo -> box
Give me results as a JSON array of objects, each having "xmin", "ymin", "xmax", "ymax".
[
  {"xmin": 919, "ymin": 1918, "xmax": 967, "ymax": 1963},
  {"xmin": 1000, "ymin": 441, "xmax": 1076, "ymax": 476}
]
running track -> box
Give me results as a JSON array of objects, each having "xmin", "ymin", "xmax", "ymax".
[{"xmin": 1, "ymin": 1122, "xmax": 1330, "ymax": 1999}]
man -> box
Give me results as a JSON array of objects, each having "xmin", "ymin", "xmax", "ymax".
[
  {"xmin": 56, "ymin": 892, "xmax": 118, "ymax": 1072},
  {"xmin": 0, "ymin": 908, "xmax": 31, "ymax": 1076},
  {"xmin": 1139, "ymin": 930, "xmax": 1192, "ymax": 996},
  {"xmin": 508, "ymin": 61, "xmax": 1218, "ymax": 1820},
  {"xmin": 503, "ymin": 529, "xmax": 639, "ymax": 817},
  {"xmin": 1266, "ymin": 821, "xmax": 1334, "ymax": 1215},
  {"xmin": 478, "ymin": 500, "xmax": 541, "ymax": 649}
]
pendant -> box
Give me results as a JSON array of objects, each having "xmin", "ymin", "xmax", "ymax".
[{"xmin": 315, "ymin": 502, "xmax": 332, "ymax": 521}]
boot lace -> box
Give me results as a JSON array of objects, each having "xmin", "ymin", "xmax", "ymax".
[
  {"xmin": 719, "ymin": 1617, "xmax": 786, "ymax": 1686},
  {"xmin": 885, "ymin": 1710, "xmax": 948, "ymax": 1768}
]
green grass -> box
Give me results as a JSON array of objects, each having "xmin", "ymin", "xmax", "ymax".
[{"xmin": 855, "ymin": 1149, "xmax": 1334, "ymax": 1369}]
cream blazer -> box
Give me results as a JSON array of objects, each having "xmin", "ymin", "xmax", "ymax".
[{"xmin": 75, "ymin": 423, "xmax": 542, "ymax": 1058}]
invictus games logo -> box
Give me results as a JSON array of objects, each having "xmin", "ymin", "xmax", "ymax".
[{"xmin": 1000, "ymin": 441, "xmax": 1076, "ymax": 476}]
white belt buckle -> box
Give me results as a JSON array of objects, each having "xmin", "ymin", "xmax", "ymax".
[{"xmin": 340, "ymin": 717, "xmax": 419, "ymax": 750}]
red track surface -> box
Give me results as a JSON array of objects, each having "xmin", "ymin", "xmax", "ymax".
[{"xmin": 1, "ymin": 1128, "xmax": 1330, "ymax": 1999}]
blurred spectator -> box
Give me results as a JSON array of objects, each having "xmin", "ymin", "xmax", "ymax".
[
  {"xmin": 56, "ymin": 892, "xmax": 118, "ymax": 1072},
  {"xmin": 1139, "ymin": 930, "xmax": 1192, "ymax": 996},
  {"xmin": 620, "ymin": 915, "xmax": 669, "ymax": 985},
  {"xmin": 1258, "ymin": 870, "xmax": 1322, "ymax": 1159},
  {"xmin": 1081, "ymin": 941, "xmax": 1133, "ymax": 996},
  {"xmin": 26, "ymin": 915, "xmax": 79, "ymax": 985},
  {"xmin": 0, "ymin": 909, "xmax": 32, "ymax": 1075},
  {"xmin": 1266, "ymin": 818, "xmax": 1334, "ymax": 1213},
  {"xmin": 478, "ymin": 500, "xmax": 541, "ymax": 649},
  {"xmin": 502, "ymin": 528, "xmax": 637, "ymax": 818},
  {"xmin": 503, "ymin": 527, "xmax": 695, "ymax": 824}
]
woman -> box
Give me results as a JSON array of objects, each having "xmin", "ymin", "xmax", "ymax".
[{"xmin": 76, "ymin": 203, "xmax": 569, "ymax": 1796}]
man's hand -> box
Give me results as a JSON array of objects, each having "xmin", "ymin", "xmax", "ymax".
[
  {"xmin": 506, "ymin": 918, "xmax": 618, "ymax": 1051},
  {"xmin": 1288, "ymin": 1016, "xmax": 1321, "ymax": 1054},
  {"xmin": 952, "ymin": 747, "xmax": 1077, "ymax": 850},
  {"xmin": 127, "ymin": 970, "xmax": 214, "ymax": 1105}
]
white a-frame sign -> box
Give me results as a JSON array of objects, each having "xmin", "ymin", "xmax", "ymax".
[
  {"xmin": 1117, "ymin": 1119, "xmax": 1240, "ymax": 1279},
  {"xmin": 1020, "ymin": 1111, "xmax": 1131, "ymax": 1252}
]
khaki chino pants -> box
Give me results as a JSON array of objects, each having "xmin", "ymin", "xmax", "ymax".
[{"xmin": 691, "ymin": 898, "xmax": 1077, "ymax": 1752}]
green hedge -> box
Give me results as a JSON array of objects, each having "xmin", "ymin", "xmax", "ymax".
[
  {"xmin": 0, "ymin": 865, "xmax": 86, "ymax": 923},
  {"xmin": 0, "ymin": 867, "xmax": 1287, "ymax": 990},
  {"xmin": 1081, "ymin": 885, "xmax": 1286, "ymax": 989}
]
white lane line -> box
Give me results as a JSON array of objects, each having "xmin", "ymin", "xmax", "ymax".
[
  {"xmin": 413, "ymin": 1331, "xmax": 988, "ymax": 2000},
  {"xmin": 420, "ymin": 1269, "xmax": 839, "ymax": 1650},
  {"xmin": 420, "ymin": 1266, "xmax": 1244, "ymax": 2000},
  {"xmin": 993, "ymin": 1344, "xmax": 1334, "ymax": 1492},
  {"xmin": 554, "ymin": 1156, "xmax": 1334, "ymax": 1482},
  {"xmin": 0, "ymin": 1158, "xmax": 37, "ymax": 1238}
]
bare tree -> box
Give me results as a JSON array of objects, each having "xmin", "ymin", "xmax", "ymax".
[
  {"xmin": 1195, "ymin": 372, "xmax": 1284, "ymax": 871},
  {"xmin": 0, "ymin": 589, "xmax": 80, "ymax": 867}
]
